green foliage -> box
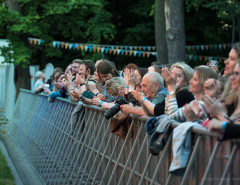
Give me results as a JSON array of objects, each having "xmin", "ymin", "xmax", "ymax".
[
  {"xmin": 0, "ymin": 148, "xmax": 15, "ymax": 185},
  {"xmin": 185, "ymin": 0, "xmax": 240, "ymax": 20},
  {"xmin": 0, "ymin": 0, "xmax": 115, "ymax": 67}
]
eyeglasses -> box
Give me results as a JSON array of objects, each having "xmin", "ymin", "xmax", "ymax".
[
  {"xmin": 231, "ymin": 71, "xmax": 240, "ymax": 78},
  {"xmin": 72, "ymin": 66, "xmax": 79, "ymax": 69}
]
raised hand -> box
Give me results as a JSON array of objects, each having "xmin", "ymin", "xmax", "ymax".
[
  {"xmin": 66, "ymin": 73, "xmax": 73, "ymax": 84},
  {"xmin": 161, "ymin": 68, "xmax": 177, "ymax": 92},
  {"xmin": 76, "ymin": 73, "xmax": 85, "ymax": 85},
  {"xmin": 183, "ymin": 100, "xmax": 204, "ymax": 121},
  {"xmin": 204, "ymin": 79, "xmax": 219, "ymax": 98},
  {"xmin": 202, "ymin": 95, "xmax": 227, "ymax": 120}
]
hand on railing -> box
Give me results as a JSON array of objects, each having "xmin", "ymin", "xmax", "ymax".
[
  {"xmin": 69, "ymin": 90, "xmax": 81, "ymax": 100},
  {"xmin": 92, "ymin": 96, "xmax": 102, "ymax": 106},
  {"xmin": 206, "ymin": 118, "xmax": 224, "ymax": 133},
  {"xmin": 96, "ymin": 93, "xmax": 106, "ymax": 101},
  {"xmin": 44, "ymin": 88, "xmax": 51, "ymax": 94}
]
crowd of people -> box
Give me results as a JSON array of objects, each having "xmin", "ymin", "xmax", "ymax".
[{"xmin": 33, "ymin": 42, "xmax": 240, "ymax": 141}]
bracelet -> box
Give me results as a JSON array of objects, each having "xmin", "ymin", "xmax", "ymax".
[
  {"xmin": 80, "ymin": 83, "xmax": 86, "ymax": 86},
  {"xmin": 168, "ymin": 91, "xmax": 176, "ymax": 95},
  {"xmin": 126, "ymin": 86, "xmax": 129, "ymax": 89},
  {"xmin": 100, "ymin": 101, "xmax": 104, "ymax": 107},
  {"xmin": 95, "ymin": 93, "xmax": 99, "ymax": 96},
  {"xmin": 222, "ymin": 121, "xmax": 228, "ymax": 131},
  {"xmin": 142, "ymin": 97, "xmax": 147, "ymax": 104}
]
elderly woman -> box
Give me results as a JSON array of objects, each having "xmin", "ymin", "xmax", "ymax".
[
  {"xmin": 93, "ymin": 77, "xmax": 126, "ymax": 109},
  {"xmin": 132, "ymin": 62, "xmax": 195, "ymax": 116},
  {"xmin": 93, "ymin": 59, "xmax": 119, "ymax": 104},
  {"xmin": 34, "ymin": 71, "xmax": 45, "ymax": 93}
]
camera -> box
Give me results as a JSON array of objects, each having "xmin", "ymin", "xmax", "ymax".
[{"xmin": 104, "ymin": 96, "xmax": 129, "ymax": 119}]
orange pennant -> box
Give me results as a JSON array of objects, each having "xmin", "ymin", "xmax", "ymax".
[{"xmin": 61, "ymin": 42, "xmax": 64, "ymax": 49}]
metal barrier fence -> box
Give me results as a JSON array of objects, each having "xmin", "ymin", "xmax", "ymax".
[{"xmin": 6, "ymin": 89, "xmax": 240, "ymax": 185}]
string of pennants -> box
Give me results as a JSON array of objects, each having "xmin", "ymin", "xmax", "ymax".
[
  {"xmin": 186, "ymin": 43, "xmax": 232, "ymax": 51},
  {"xmin": 186, "ymin": 55, "xmax": 226, "ymax": 63},
  {"xmin": 27, "ymin": 37, "xmax": 227, "ymax": 61},
  {"xmin": 28, "ymin": 37, "xmax": 157, "ymax": 58}
]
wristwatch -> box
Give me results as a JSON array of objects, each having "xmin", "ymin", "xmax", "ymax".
[
  {"xmin": 80, "ymin": 83, "xmax": 86, "ymax": 86},
  {"xmin": 168, "ymin": 91, "xmax": 176, "ymax": 95}
]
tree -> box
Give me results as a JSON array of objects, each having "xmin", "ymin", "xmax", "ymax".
[
  {"xmin": 155, "ymin": 0, "xmax": 168, "ymax": 64},
  {"xmin": 0, "ymin": 0, "xmax": 116, "ymax": 95},
  {"xmin": 164, "ymin": 0, "xmax": 185, "ymax": 64}
]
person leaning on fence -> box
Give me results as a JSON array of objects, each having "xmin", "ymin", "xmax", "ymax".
[
  {"xmin": 69, "ymin": 60, "xmax": 97, "ymax": 103},
  {"xmin": 120, "ymin": 72, "xmax": 168, "ymax": 116},
  {"xmin": 132, "ymin": 62, "xmax": 195, "ymax": 117},
  {"xmin": 71, "ymin": 59, "xmax": 83, "ymax": 79},
  {"xmin": 92, "ymin": 59, "xmax": 119, "ymax": 106},
  {"xmin": 93, "ymin": 77, "xmax": 126, "ymax": 109},
  {"xmin": 46, "ymin": 67, "xmax": 63, "ymax": 90},
  {"xmin": 123, "ymin": 67, "xmax": 148, "ymax": 106},
  {"xmin": 219, "ymin": 42, "xmax": 240, "ymax": 103},
  {"xmin": 34, "ymin": 71, "xmax": 45, "ymax": 93},
  {"xmin": 170, "ymin": 65, "xmax": 218, "ymax": 124},
  {"xmin": 202, "ymin": 60, "xmax": 240, "ymax": 139},
  {"xmin": 48, "ymin": 75, "xmax": 69, "ymax": 102}
]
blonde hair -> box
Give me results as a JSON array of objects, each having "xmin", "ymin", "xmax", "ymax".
[
  {"xmin": 170, "ymin": 62, "xmax": 194, "ymax": 84},
  {"xmin": 194, "ymin": 65, "xmax": 218, "ymax": 85}
]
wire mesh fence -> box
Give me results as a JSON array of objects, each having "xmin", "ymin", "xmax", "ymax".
[{"xmin": 5, "ymin": 89, "xmax": 240, "ymax": 185}]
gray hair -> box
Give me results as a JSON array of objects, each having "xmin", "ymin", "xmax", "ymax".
[
  {"xmin": 105, "ymin": 77, "xmax": 126, "ymax": 96},
  {"xmin": 144, "ymin": 72, "xmax": 164, "ymax": 88},
  {"xmin": 35, "ymin": 71, "xmax": 44, "ymax": 79},
  {"xmin": 72, "ymin": 58, "xmax": 83, "ymax": 64}
]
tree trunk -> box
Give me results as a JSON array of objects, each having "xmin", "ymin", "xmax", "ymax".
[
  {"xmin": 237, "ymin": 17, "xmax": 240, "ymax": 42},
  {"xmin": 6, "ymin": 0, "xmax": 30, "ymax": 98},
  {"xmin": 155, "ymin": 0, "xmax": 168, "ymax": 64},
  {"xmin": 165, "ymin": 0, "xmax": 185, "ymax": 64},
  {"xmin": 14, "ymin": 65, "xmax": 30, "ymax": 96}
]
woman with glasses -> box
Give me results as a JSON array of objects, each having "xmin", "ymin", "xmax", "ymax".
[{"xmin": 202, "ymin": 60, "xmax": 240, "ymax": 140}]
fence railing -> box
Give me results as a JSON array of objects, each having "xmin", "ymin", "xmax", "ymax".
[{"xmin": 6, "ymin": 89, "xmax": 240, "ymax": 185}]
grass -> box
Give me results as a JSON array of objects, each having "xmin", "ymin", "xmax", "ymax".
[{"xmin": 0, "ymin": 147, "xmax": 15, "ymax": 185}]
